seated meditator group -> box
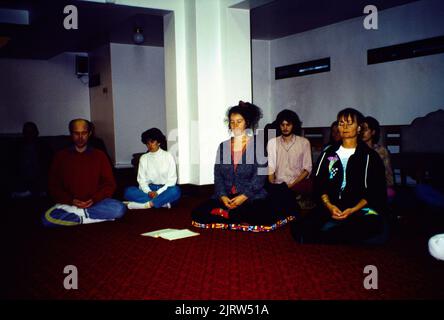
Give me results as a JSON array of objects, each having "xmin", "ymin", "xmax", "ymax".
[{"xmin": 41, "ymin": 102, "xmax": 392, "ymax": 245}]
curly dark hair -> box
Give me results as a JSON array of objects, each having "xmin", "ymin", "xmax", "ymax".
[
  {"xmin": 226, "ymin": 101, "xmax": 263, "ymax": 131},
  {"xmin": 275, "ymin": 109, "xmax": 302, "ymax": 136},
  {"xmin": 141, "ymin": 128, "xmax": 167, "ymax": 150}
]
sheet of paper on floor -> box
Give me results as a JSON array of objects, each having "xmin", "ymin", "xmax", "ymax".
[
  {"xmin": 141, "ymin": 228, "xmax": 177, "ymax": 238},
  {"xmin": 159, "ymin": 229, "xmax": 200, "ymax": 240},
  {"xmin": 141, "ymin": 228, "xmax": 199, "ymax": 240}
]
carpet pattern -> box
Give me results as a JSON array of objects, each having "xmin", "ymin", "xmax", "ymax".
[
  {"xmin": 191, "ymin": 216, "xmax": 296, "ymax": 232},
  {"xmin": 2, "ymin": 196, "xmax": 443, "ymax": 300}
]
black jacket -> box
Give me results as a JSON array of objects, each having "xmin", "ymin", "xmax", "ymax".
[{"xmin": 314, "ymin": 142, "xmax": 387, "ymax": 214}]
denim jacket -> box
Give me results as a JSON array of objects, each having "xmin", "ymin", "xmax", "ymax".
[{"xmin": 213, "ymin": 136, "xmax": 267, "ymax": 201}]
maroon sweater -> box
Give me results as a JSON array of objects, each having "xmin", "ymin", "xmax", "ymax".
[{"xmin": 48, "ymin": 146, "xmax": 116, "ymax": 204}]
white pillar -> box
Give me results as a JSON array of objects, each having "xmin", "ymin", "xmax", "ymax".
[
  {"xmin": 192, "ymin": 0, "xmax": 252, "ymax": 184},
  {"xmin": 84, "ymin": 0, "xmax": 251, "ymax": 185}
]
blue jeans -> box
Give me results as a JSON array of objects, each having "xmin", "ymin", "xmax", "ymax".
[
  {"xmin": 124, "ymin": 184, "xmax": 181, "ymax": 208},
  {"xmin": 42, "ymin": 198, "xmax": 127, "ymax": 227},
  {"xmin": 415, "ymin": 183, "xmax": 444, "ymax": 209}
]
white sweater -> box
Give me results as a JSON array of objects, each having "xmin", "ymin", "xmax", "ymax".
[{"xmin": 137, "ymin": 149, "xmax": 177, "ymax": 195}]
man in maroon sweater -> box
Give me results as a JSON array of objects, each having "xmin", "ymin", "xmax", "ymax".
[{"xmin": 42, "ymin": 119, "xmax": 126, "ymax": 227}]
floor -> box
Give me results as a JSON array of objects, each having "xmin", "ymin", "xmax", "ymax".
[{"xmin": 2, "ymin": 188, "xmax": 443, "ymax": 300}]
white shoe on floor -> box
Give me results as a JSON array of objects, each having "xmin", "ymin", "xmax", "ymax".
[
  {"xmin": 429, "ymin": 233, "xmax": 444, "ymax": 261},
  {"xmin": 162, "ymin": 203, "xmax": 171, "ymax": 209},
  {"xmin": 127, "ymin": 201, "xmax": 151, "ymax": 210}
]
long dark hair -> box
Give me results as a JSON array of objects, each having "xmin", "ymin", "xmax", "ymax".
[
  {"xmin": 327, "ymin": 120, "xmax": 339, "ymax": 145},
  {"xmin": 226, "ymin": 101, "xmax": 263, "ymax": 131},
  {"xmin": 363, "ymin": 116, "xmax": 381, "ymax": 144},
  {"xmin": 141, "ymin": 128, "xmax": 167, "ymax": 150}
]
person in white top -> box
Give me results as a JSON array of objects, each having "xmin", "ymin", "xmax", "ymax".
[{"xmin": 124, "ymin": 128, "xmax": 181, "ymax": 209}]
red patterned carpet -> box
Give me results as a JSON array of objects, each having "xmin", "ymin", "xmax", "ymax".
[{"xmin": 2, "ymin": 195, "xmax": 443, "ymax": 300}]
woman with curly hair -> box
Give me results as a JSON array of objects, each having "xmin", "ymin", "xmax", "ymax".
[{"xmin": 192, "ymin": 101, "xmax": 293, "ymax": 231}]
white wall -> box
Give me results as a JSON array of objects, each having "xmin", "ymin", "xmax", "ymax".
[
  {"xmin": 110, "ymin": 43, "xmax": 166, "ymax": 167},
  {"xmin": 97, "ymin": 0, "xmax": 251, "ymax": 185},
  {"xmin": 253, "ymin": 0, "xmax": 444, "ymax": 127},
  {"xmin": 192, "ymin": 0, "xmax": 252, "ymax": 185},
  {"xmin": 0, "ymin": 53, "xmax": 90, "ymax": 135},
  {"xmin": 252, "ymin": 39, "xmax": 272, "ymax": 127}
]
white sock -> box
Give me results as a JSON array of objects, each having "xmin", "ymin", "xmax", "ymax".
[
  {"xmin": 162, "ymin": 203, "xmax": 171, "ymax": 209},
  {"xmin": 81, "ymin": 217, "xmax": 109, "ymax": 224},
  {"xmin": 127, "ymin": 201, "xmax": 152, "ymax": 210},
  {"xmin": 55, "ymin": 204, "xmax": 86, "ymax": 217},
  {"xmin": 54, "ymin": 204, "xmax": 112, "ymax": 224}
]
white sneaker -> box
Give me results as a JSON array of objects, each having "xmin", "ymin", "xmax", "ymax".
[
  {"xmin": 162, "ymin": 203, "xmax": 171, "ymax": 209},
  {"xmin": 429, "ymin": 233, "xmax": 444, "ymax": 261},
  {"xmin": 127, "ymin": 201, "xmax": 151, "ymax": 210}
]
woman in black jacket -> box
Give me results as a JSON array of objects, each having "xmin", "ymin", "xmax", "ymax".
[{"xmin": 291, "ymin": 108, "xmax": 388, "ymax": 244}]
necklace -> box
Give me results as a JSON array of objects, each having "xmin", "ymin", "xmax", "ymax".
[
  {"xmin": 281, "ymin": 135, "xmax": 296, "ymax": 152},
  {"xmin": 232, "ymin": 135, "xmax": 248, "ymax": 151}
]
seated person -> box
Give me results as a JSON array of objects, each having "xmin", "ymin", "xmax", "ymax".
[
  {"xmin": 415, "ymin": 183, "xmax": 444, "ymax": 209},
  {"xmin": 361, "ymin": 116, "xmax": 395, "ymax": 200},
  {"xmin": 124, "ymin": 128, "xmax": 181, "ymax": 209},
  {"xmin": 192, "ymin": 101, "xmax": 293, "ymax": 232},
  {"xmin": 324, "ymin": 120, "xmax": 341, "ymax": 149},
  {"xmin": 422, "ymin": 184, "xmax": 444, "ymax": 260},
  {"xmin": 267, "ymin": 109, "xmax": 313, "ymax": 196},
  {"xmin": 263, "ymin": 120, "xmax": 278, "ymax": 157},
  {"xmin": 43, "ymin": 119, "xmax": 126, "ymax": 227},
  {"xmin": 291, "ymin": 108, "xmax": 387, "ymax": 244},
  {"xmin": 12, "ymin": 122, "xmax": 52, "ymax": 198},
  {"xmin": 429, "ymin": 233, "xmax": 444, "ymax": 261}
]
